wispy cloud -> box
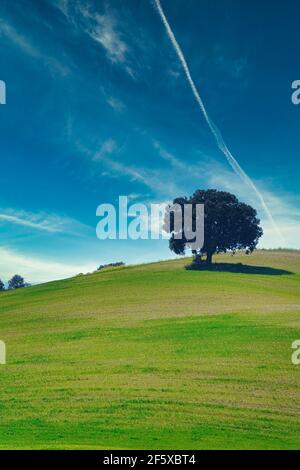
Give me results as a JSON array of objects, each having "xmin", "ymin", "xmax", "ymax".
[
  {"xmin": 106, "ymin": 96, "xmax": 125, "ymax": 112},
  {"xmin": 86, "ymin": 12, "xmax": 128, "ymax": 65},
  {"xmin": 98, "ymin": 151, "xmax": 181, "ymax": 197},
  {"xmin": 51, "ymin": 1, "xmax": 135, "ymax": 78},
  {"xmin": 81, "ymin": 140, "xmax": 177, "ymax": 194},
  {"xmin": 51, "ymin": 0, "xmax": 70, "ymax": 18},
  {"xmin": 127, "ymin": 193, "xmax": 147, "ymax": 201},
  {"xmin": 70, "ymin": 135, "xmax": 181, "ymax": 197},
  {"xmin": 0, "ymin": 17, "xmax": 70, "ymax": 76},
  {"xmin": 0, "ymin": 209, "xmax": 88, "ymax": 236},
  {"xmin": 0, "ymin": 246, "xmax": 95, "ymax": 283},
  {"xmin": 0, "ymin": 213, "xmax": 60, "ymax": 233},
  {"xmin": 153, "ymin": 140, "xmax": 191, "ymax": 171},
  {"xmin": 78, "ymin": 6, "xmax": 137, "ymax": 78},
  {"xmin": 93, "ymin": 138, "xmax": 118, "ymax": 161},
  {"xmin": 152, "ymin": 139, "xmax": 300, "ymax": 249}
]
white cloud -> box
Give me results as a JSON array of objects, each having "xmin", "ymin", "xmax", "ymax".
[
  {"xmin": 53, "ymin": 1, "xmax": 135, "ymax": 78},
  {"xmin": 153, "ymin": 141, "xmax": 300, "ymax": 250},
  {"xmin": 127, "ymin": 193, "xmax": 146, "ymax": 201},
  {"xmin": 199, "ymin": 164, "xmax": 300, "ymax": 249},
  {"xmin": 70, "ymin": 2, "xmax": 128, "ymax": 65},
  {"xmin": 0, "ymin": 246, "xmax": 94, "ymax": 283},
  {"xmin": 52, "ymin": 0, "xmax": 70, "ymax": 18},
  {"xmin": 0, "ymin": 17, "xmax": 70, "ymax": 76},
  {"xmin": 106, "ymin": 96, "xmax": 125, "ymax": 112},
  {"xmin": 87, "ymin": 13, "xmax": 128, "ymax": 64},
  {"xmin": 100, "ymin": 155, "xmax": 181, "ymax": 197},
  {"xmin": 261, "ymin": 220, "xmax": 300, "ymax": 249},
  {"xmin": 153, "ymin": 140, "xmax": 189, "ymax": 170},
  {"xmin": 86, "ymin": 139, "xmax": 183, "ymax": 196},
  {"xmin": 91, "ymin": 140, "xmax": 177, "ymax": 197},
  {"xmin": 93, "ymin": 138, "xmax": 117, "ymax": 161},
  {"xmin": 0, "ymin": 214, "xmax": 59, "ymax": 233},
  {"xmin": 0, "ymin": 209, "xmax": 88, "ymax": 236}
]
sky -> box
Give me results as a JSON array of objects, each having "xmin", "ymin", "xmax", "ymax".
[{"xmin": 0, "ymin": 0, "xmax": 300, "ymax": 283}]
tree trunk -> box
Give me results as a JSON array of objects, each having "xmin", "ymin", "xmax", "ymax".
[
  {"xmin": 193, "ymin": 253, "xmax": 202, "ymax": 265},
  {"xmin": 206, "ymin": 251, "xmax": 213, "ymax": 265}
]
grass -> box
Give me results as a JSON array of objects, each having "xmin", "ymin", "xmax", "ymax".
[{"xmin": 0, "ymin": 249, "xmax": 299, "ymax": 449}]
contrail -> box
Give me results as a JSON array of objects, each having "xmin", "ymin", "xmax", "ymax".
[{"xmin": 153, "ymin": 0, "xmax": 283, "ymax": 242}]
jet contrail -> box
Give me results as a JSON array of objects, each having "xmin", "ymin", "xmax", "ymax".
[{"xmin": 153, "ymin": 0, "xmax": 283, "ymax": 242}]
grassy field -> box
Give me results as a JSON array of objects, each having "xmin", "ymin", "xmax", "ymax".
[{"xmin": 0, "ymin": 249, "xmax": 299, "ymax": 449}]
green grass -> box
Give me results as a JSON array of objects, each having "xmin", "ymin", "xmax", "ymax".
[{"xmin": 0, "ymin": 249, "xmax": 299, "ymax": 449}]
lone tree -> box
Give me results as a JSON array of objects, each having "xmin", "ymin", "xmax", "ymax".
[
  {"xmin": 0, "ymin": 279, "xmax": 5, "ymax": 291},
  {"xmin": 8, "ymin": 274, "xmax": 26, "ymax": 290},
  {"xmin": 164, "ymin": 189, "xmax": 263, "ymax": 265}
]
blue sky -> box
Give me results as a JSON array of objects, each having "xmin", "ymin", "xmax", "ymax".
[{"xmin": 0, "ymin": 0, "xmax": 299, "ymax": 282}]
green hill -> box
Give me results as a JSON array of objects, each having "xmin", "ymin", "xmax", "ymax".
[{"xmin": 0, "ymin": 250, "xmax": 299, "ymax": 449}]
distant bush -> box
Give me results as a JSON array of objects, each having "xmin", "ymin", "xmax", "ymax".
[
  {"xmin": 0, "ymin": 279, "xmax": 5, "ymax": 291},
  {"xmin": 97, "ymin": 262, "xmax": 125, "ymax": 271},
  {"xmin": 8, "ymin": 275, "xmax": 30, "ymax": 290}
]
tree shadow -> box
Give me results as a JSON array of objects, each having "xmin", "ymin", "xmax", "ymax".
[{"xmin": 185, "ymin": 262, "xmax": 293, "ymax": 276}]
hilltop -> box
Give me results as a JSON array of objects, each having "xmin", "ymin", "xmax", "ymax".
[{"xmin": 0, "ymin": 250, "xmax": 299, "ymax": 449}]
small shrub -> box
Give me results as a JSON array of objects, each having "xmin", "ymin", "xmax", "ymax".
[
  {"xmin": 8, "ymin": 275, "xmax": 28, "ymax": 290},
  {"xmin": 97, "ymin": 262, "xmax": 125, "ymax": 271}
]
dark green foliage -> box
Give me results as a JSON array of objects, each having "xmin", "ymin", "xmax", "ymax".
[
  {"xmin": 165, "ymin": 189, "xmax": 263, "ymax": 264},
  {"xmin": 8, "ymin": 274, "xmax": 26, "ymax": 290},
  {"xmin": 97, "ymin": 262, "xmax": 125, "ymax": 271}
]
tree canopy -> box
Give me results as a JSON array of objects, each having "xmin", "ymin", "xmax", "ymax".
[
  {"xmin": 164, "ymin": 189, "xmax": 263, "ymax": 265},
  {"xmin": 8, "ymin": 274, "xmax": 26, "ymax": 290}
]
